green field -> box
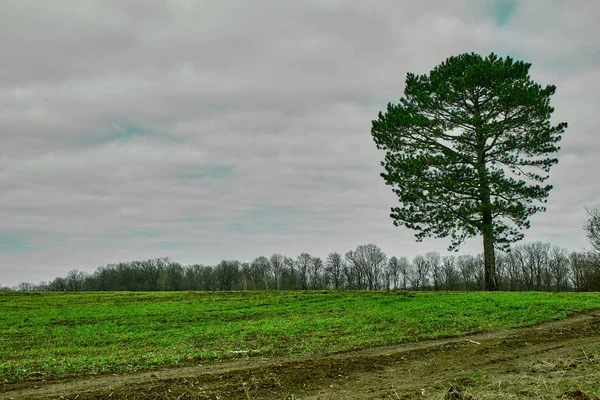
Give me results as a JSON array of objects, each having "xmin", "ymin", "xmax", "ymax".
[{"xmin": 1, "ymin": 291, "xmax": 599, "ymax": 385}]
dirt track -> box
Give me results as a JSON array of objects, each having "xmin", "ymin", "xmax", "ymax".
[{"xmin": 2, "ymin": 310, "xmax": 600, "ymax": 400}]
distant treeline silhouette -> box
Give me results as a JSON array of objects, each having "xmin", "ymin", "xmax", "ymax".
[{"xmin": 4, "ymin": 241, "xmax": 599, "ymax": 292}]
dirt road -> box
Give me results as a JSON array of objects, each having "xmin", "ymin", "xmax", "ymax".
[{"xmin": 2, "ymin": 310, "xmax": 599, "ymax": 399}]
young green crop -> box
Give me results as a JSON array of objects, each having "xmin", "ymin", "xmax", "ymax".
[{"xmin": 1, "ymin": 291, "xmax": 599, "ymax": 384}]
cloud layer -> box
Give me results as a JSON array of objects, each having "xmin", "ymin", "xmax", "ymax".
[{"xmin": 1, "ymin": 0, "xmax": 599, "ymax": 286}]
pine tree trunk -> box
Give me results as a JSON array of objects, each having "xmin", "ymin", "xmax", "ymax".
[
  {"xmin": 482, "ymin": 218, "xmax": 498, "ymax": 291},
  {"xmin": 478, "ymin": 141, "xmax": 498, "ymax": 291}
]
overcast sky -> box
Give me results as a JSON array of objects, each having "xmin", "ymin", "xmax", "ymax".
[{"xmin": 1, "ymin": 0, "xmax": 599, "ymax": 287}]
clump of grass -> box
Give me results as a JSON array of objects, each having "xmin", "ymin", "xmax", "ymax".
[
  {"xmin": 425, "ymin": 351, "xmax": 600, "ymax": 399},
  {"xmin": 1, "ymin": 291, "xmax": 599, "ymax": 384}
]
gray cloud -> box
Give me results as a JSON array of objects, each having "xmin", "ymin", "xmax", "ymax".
[{"xmin": 1, "ymin": 0, "xmax": 599, "ymax": 286}]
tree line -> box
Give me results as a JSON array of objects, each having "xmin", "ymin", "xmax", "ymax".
[{"xmin": 4, "ymin": 241, "xmax": 599, "ymax": 293}]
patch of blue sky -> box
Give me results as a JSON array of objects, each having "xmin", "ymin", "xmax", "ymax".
[
  {"xmin": 81, "ymin": 120, "xmax": 181, "ymax": 147},
  {"xmin": 489, "ymin": 0, "xmax": 519, "ymax": 27},
  {"xmin": 109, "ymin": 122, "xmax": 141, "ymax": 141},
  {"xmin": 0, "ymin": 234, "xmax": 34, "ymax": 253},
  {"xmin": 0, "ymin": 231, "xmax": 67, "ymax": 253},
  {"xmin": 182, "ymin": 215, "xmax": 199, "ymax": 223}
]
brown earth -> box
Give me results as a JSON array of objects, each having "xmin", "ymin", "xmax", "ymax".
[{"xmin": 2, "ymin": 310, "xmax": 599, "ymax": 400}]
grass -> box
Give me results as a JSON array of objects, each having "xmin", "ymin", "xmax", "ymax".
[
  {"xmin": 425, "ymin": 352, "xmax": 600, "ymax": 399},
  {"xmin": 1, "ymin": 290, "xmax": 599, "ymax": 384}
]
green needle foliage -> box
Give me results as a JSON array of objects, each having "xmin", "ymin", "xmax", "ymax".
[{"xmin": 371, "ymin": 52, "xmax": 567, "ymax": 290}]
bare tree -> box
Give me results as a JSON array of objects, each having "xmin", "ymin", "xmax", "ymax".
[
  {"xmin": 512, "ymin": 244, "xmax": 534, "ymax": 290},
  {"xmin": 501, "ymin": 250, "xmax": 520, "ymax": 291},
  {"xmin": 308, "ymin": 256, "xmax": 324, "ymax": 290},
  {"xmin": 250, "ymin": 256, "xmax": 271, "ymax": 290},
  {"xmin": 474, "ymin": 254, "xmax": 485, "ymax": 290},
  {"xmin": 282, "ymin": 256, "xmax": 297, "ymax": 290},
  {"xmin": 549, "ymin": 246, "xmax": 570, "ymax": 292},
  {"xmin": 441, "ymin": 255, "xmax": 459, "ymax": 290},
  {"xmin": 325, "ymin": 252, "xmax": 345, "ymax": 290},
  {"xmin": 241, "ymin": 262, "xmax": 251, "ymax": 290},
  {"xmin": 584, "ymin": 206, "xmax": 600, "ymax": 253},
  {"xmin": 582, "ymin": 206, "xmax": 600, "ymax": 290},
  {"xmin": 296, "ymin": 253, "xmax": 312, "ymax": 290},
  {"xmin": 49, "ymin": 276, "xmax": 68, "ymax": 291},
  {"xmin": 215, "ymin": 260, "xmax": 240, "ymax": 290},
  {"xmin": 425, "ymin": 252, "xmax": 442, "ymax": 291},
  {"xmin": 344, "ymin": 250, "xmax": 362, "ymax": 289},
  {"xmin": 386, "ymin": 256, "xmax": 400, "ymax": 290},
  {"xmin": 343, "ymin": 261, "xmax": 357, "ymax": 289},
  {"xmin": 345, "ymin": 244, "xmax": 387, "ymax": 290},
  {"xmin": 410, "ymin": 255, "xmax": 429, "ymax": 290},
  {"xmin": 17, "ymin": 282, "xmax": 37, "ymax": 292},
  {"xmin": 397, "ymin": 256, "xmax": 411, "ymax": 290},
  {"xmin": 569, "ymin": 251, "xmax": 600, "ymax": 292},
  {"xmin": 269, "ymin": 254, "xmax": 285, "ymax": 290},
  {"xmin": 457, "ymin": 255, "xmax": 477, "ymax": 290},
  {"xmin": 569, "ymin": 252, "xmax": 585, "ymax": 291},
  {"xmin": 522, "ymin": 242, "xmax": 551, "ymax": 291},
  {"xmin": 66, "ymin": 269, "xmax": 87, "ymax": 291}
]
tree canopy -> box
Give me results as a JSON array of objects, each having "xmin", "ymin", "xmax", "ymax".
[{"xmin": 371, "ymin": 52, "xmax": 567, "ymax": 290}]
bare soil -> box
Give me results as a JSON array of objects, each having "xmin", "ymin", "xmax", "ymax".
[{"xmin": 2, "ymin": 310, "xmax": 599, "ymax": 400}]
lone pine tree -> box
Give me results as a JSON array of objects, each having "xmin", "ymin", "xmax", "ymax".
[{"xmin": 371, "ymin": 52, "xmax": 567, "ymax": 291}]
